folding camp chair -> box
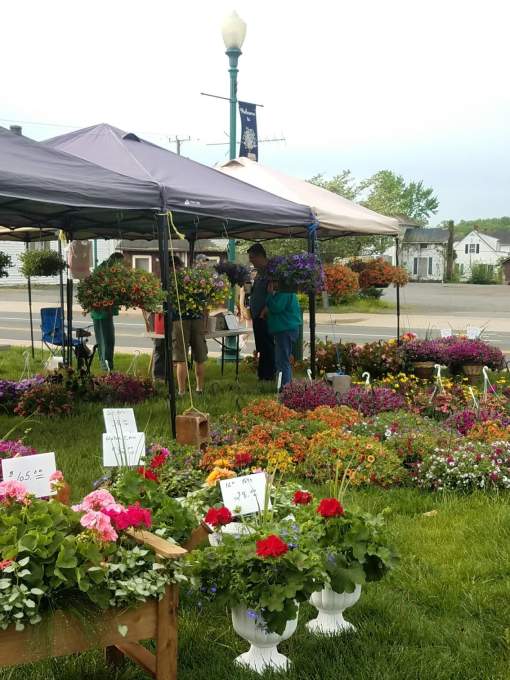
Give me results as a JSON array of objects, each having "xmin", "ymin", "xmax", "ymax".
[{"xmin": 40, "ymin": 307, "xmax": 97, "ymax": 373}]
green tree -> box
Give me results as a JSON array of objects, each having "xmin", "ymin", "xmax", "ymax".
[
  {"xmin": 308, "ymin": 170, "xmax": 360, "ymax": 201},
  {"xmin": 360, "ymin": 170, "xmax": 439, "ymax": 225}
]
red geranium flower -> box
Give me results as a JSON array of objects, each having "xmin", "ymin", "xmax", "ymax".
[
  {"xmin": 317, "ymin": 498, "xmax": 344, "ymax": 518},
  {"xmin": 256, "ymin": 534, "xmax": 288, "ymax": 558},
  {"xmin": 204, "ymin": 506, "xmax": 233, "ymax": 527},
  {"xmin": 234, "ymin": 452, "xmax": 253, "ymax": 467},
  {"xmin": 292, "ymin": 490, "xmax": 313, "ymax": 505},
  {"xmin": 0, "ymin": 559, "xmax": 13, "ymax": 570},
  {"xmin": 104, "ymin": 503, "xmax": 152, "ymax": 531},
  {"xmin": 137, "ymin": 467, "xmax": 159, "ymax": 483},
  {"xmin": 150, "ymin": 453, "xmax": 168, "ymax": 469}
]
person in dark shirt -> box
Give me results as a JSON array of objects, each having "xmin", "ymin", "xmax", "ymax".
[{"xmin": 247, "ymin": 243, "xmax": 275, "ymax": 381}]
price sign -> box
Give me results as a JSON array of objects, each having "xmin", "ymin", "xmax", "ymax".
[
  {"xmin": 103, "ymin": 408, "xmax": 137, "ymax": 435},
  {"xmin": 440, "ymin": 329, "xmax": 453, "ymax": 338},
  {"xmin": 102, "ymin": 432, "xmax": 145, "ymax": 467},
  {"xmin": 466, "ymin": 326, "xmax": 481, "ymax": 340},
  {"xmin": 220, "ymin": 472, "xmax": 270, "ymax": 516},
  {"xmin": 1, "ymin": 452, "xmax": 56, "ymax": 498}
]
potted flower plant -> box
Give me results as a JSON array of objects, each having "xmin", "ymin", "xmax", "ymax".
[
  {"xmin": 267, "ymin": 253, "xmax": 325, "ymax": 293},
  {"xmin": 185, "ymin": 520, "xmax": 325, "ymax": 673},
  {"xmin": 291, "ymin": 490, "xmax": 398, "ymax": 635},
  {"xmin": 444, "ymin": 338, "xmax": 505, "ymax": 383},
  {"xmin": 168, "ymin": 267, "xmax": 229, "ymax": 319},
  {"xmin": 18, "ymin": 249, "xmax": 66, "ymax": 278},
  {"xmin": 404, "ymin": 338, "xmax": 448, "ymax": 379}
]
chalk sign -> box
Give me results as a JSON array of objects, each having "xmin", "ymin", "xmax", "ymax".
[
  {"xmin": 1, "ymin": 452, "xmax": 56, "ymax": 498},
  {"xmin": 220, "ymin": 472, "xmax": 270, "ymax": 516},
  {"xmin": 102, "ymin": 432, "xmax": 145, "ymax": 467},
  {"xmin": 103, "ymin": 408, "xmax": 137, "ymax": 435}
]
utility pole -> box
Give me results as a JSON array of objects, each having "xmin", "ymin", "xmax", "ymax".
[
  {"xmin": 445, "ymin": 219, "xmax": 455, "ymax": 282},
  {"xmin": 169, "ymin": 136, "xmax": 191, "ymax": 155}
]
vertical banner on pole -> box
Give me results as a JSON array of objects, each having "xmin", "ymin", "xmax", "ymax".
[{"xmin": 238, "ymin": 101, "xmax": 258, "ymax": 161}]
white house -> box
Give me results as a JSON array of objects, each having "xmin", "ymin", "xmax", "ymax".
[
  {"xmin": 0, "ymin": 239, "xmax": 117, "ymax": 285},
  {"xmin": 454, "ymin": 230, "xmax": 510, "ymax": 279},
  {"xmin": 383, "ymin": 226, "xmax": 449, "ymax": 282}
]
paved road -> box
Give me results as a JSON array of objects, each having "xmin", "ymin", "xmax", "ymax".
[
  {"xmin": 3, "ymin": 310, "xmax": 510, "ymax": 354},
  {"xmin": 1, "ymin": 283, "xmax": 510, "ymax": 353}
]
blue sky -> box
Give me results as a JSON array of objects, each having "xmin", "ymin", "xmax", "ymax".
[{"xmin": 1, "ymin": 0, "xmax": 509, "ymax": 226}]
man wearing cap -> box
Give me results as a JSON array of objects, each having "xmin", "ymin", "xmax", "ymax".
[{"xmin": 247, "ymin": 243, "xmax": 275, "ymax": 381}]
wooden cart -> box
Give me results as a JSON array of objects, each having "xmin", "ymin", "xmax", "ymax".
[{"xmin": 0, "ymin": 525, "xmax": 210, "ymax": 680}]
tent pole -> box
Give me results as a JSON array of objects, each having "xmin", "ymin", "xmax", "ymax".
[
  {"xmin": 307, "ymin": 225, "xmax": 317, "ymax": 379},
  {"xmin": 25, "ymin": 242, "xmax": 34, "ymax": 358},
  {"xmin": 395, "ymin": 236, "xmax": 401, "ymax": 344},
  {"xmin": 157, "ymin": 212, "xmax": 177, "ymax": 438},
  {"xmin": 188, "ymin": 235, "xmax": 196, "ymax": 267},
  {"xmin": 66, "ymin": 277, "xmax": 73, "ymax": 367},
  {"xmin": 58, "ymin": 240, "xmax": 66, "ymax": 363}
]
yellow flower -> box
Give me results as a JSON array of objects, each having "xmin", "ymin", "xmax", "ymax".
[
  {"xmin": 212, "ymin": 458, "xmax": 233, "ymax": 469},
  {"xmin": 367, "ymin": 455, "xmax": 376, "ymax": 463},
  {"xmin": 206, "ymin": 467, "xmax": 236, "ymax": 486}
]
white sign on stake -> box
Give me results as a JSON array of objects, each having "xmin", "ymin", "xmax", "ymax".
[
  {"xmin": 466, "ymin": 326, "xmax": 481, "ymax": 340},
  {"xmin": 440, "ymin": 329, "xmax": 453, "ymax": 338},
  {"xmin": 102, "ymin": 432, "xmax": 145, "ymax": 467},
  {"xmin": 103, "ymin": 408, "xmax": 137, "ymax": 435},
  {"xmin": 1, "ymin": 452, "xmax": 56, "ymax": 498},
  {"xmin": 220, "ymin": 472, "xmax": 270, "ymax": 516}
]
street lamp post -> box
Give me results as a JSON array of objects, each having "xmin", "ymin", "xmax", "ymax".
[{"xmin": 222, "ymin": 11, "xmax": 247, "ymax": 313}]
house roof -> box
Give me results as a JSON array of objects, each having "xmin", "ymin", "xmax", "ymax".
[
  {"xmin": 119, "ymin": 238, "xmax": 228, "ymax": 253},
  {"xmin": 403, "ymin": 227, "xmax": 449, "ymax": 244}
]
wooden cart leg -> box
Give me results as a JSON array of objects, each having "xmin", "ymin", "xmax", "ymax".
[
  {"xmin": 105, "ymin": 644, "xmax": 125, "ymax": 669},
  {"xmin": 156, "ymin": 584, "xmax": 179, "ymax": 680}
]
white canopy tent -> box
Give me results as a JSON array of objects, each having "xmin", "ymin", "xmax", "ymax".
[
  {"xmin": 217, "ymin": 157, "xmax": 403, "ymax": 375},
  {"xmin": 216, "ymin": 157, "xmax": 400, "ymax": 237}
]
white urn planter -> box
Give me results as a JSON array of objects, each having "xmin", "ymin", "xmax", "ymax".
[
  {"xmin": 231, "ymin": 605, "xmax": 298, "ymax": 673},
  {"xmin": 208, "ymin": 522, "xmax": 254, "ymax": 546},
  {"xmin": 307, "ymin": 584, "xmax": 361, "ymax": 635}
]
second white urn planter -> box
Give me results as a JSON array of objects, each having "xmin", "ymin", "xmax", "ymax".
[
  {"xmin": 231, "ymin": 605, "xmax": 298, "ymax": 673},
  {"xmin": 307, "ymin": 584, "xmax": 361, "ymax": 635}
]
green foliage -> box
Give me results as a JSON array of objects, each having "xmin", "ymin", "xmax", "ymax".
[
  {"xmin": 453, "ymin": 216, "xmax": 510, "ymax": 240},
  {"xmin": 18, "ymin": 250, "xmax": 66, "ymax": 278},
  {"xmin": 469, "ymin": 263, "xmax": 499, "ymax": 284},
  {"xmin": 0, "ymin": 251, "xmax": 12, "ymax": 278},
  {"xmin": 308, "ymin": 170, "xmax": 360, "ymax": 201},
  {"xmin": 360, "ymin": 170, "xmax": 439, "ymax": 225}
]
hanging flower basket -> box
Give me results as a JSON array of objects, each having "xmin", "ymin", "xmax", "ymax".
[
  {"xmin": 77, "ymin": 263, "xmax": 166, "ymax": 313},
  {"xmin": 214, "ymin": 261, "xmax": 251, "ymax": 287},
  {"xmin": 267, "ymin": 253, "xmax": 325, "ymax": 294},
  {"xmin": 18, "ymin": 250, "xmax": 66, "ymax": 278}
]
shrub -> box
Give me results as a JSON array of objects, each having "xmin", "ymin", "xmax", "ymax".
[
  {"xmin": 338, "ymin": 386, "xmax": 405, "ymax": 416},
  {"xmin": 324, "ymin": 264, "xmax": 359, "ymax": 302},
  {"xmin": 0, "ymin": 251, "xmax": 12, "ymax": 278},
  {"xmin": 281, "ymin": 380, "xmax": 337, "ymax": 411},
  {"xmin": 469, "ymin": 263, "xmax": 498, "ymax": 284}
]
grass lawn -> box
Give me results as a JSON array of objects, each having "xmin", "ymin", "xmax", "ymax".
[
  {"xmin": 317, "ymin": 298, "xmax": 395, "ymax": 314},
  {"xmin": 0, "ymin": 348, "xmax": 509, "ymax": 680}
]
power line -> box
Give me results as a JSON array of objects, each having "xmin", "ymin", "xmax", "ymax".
[{"xmin": 169, "ymin": 136, "xmax": 192, "ymax": 155}]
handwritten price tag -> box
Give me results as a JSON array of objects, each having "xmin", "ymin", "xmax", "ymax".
[
  {"xmin": 103, "ymin": 408, "xmax": 137, "ymax": 435},
  {"xmin": 102, "ymin": 432, "xmax": 145, "ymax": 467},
  {"xmin": 220, "ymin": 472, "xmax": 270, "ymax": 516},
  {"xmin": 1, "ymin": 452, "xmax": 56, "ymax": 498},
  {"xmin": 440, "ymin": 329, "xmax": 452, "ymax": 338}
]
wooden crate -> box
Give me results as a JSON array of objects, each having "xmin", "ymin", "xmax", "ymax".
[{"xmin": 0, "ymin": 528, "xmax": 188, "ymax": 680}]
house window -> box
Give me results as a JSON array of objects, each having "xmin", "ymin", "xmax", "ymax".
[
  {"xmin": 469, "ymin": 244, "xmax": 476, "ymax": 253},
  {"xmin": 428, "ymin": 257, "xmax": 433, "ymax": 275},
  {"xmin": 476, "ymin": 244, "xmax": 480, "ymax": 254},
  {"xmin": 413, "ymin": 258, "xmax": 418, "ymax": 275},
  {"xmin": 132, "ymin": 255, "xmax": 151, "ymax": 272},
  {"xmin": 465, "ymin": 244, "xmax": 468, "ymax": 254}
]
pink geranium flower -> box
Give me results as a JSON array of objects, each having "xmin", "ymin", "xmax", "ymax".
[
  {"xmin": 72, "ymin": 489, "xmax": 124, "ymax": 514},
  {"xmin": 0, "ymin": 480, "xmax": 30, "ymax": 503},
  {"xmin": 80, "ymin": 510, "xmax": 118, "ymax": 542}
]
